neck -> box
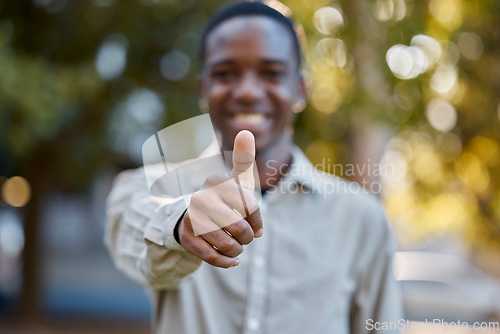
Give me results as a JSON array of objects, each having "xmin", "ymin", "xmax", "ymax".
[{"xmin": 256, "ymin": 132, "xmax": 293, "ymax": 190}]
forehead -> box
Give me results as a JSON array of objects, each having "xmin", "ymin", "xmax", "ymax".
[{"xmin": 204, "ymin": 15, "xmax": 295, "ymax": 67}]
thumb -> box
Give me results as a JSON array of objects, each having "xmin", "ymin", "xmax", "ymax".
[{"xmin": 231, "ymin": 130, "xmax": 255, "ymax": 193}]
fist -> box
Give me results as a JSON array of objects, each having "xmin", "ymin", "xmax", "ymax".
[{"xmin": 177, "ymin": 131, "xmax": 263, "ymax": 268}]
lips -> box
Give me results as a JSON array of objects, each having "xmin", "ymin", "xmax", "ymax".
[{"xmin": 227, "ymin": 112, "xmax": 271, "ymax": 134}]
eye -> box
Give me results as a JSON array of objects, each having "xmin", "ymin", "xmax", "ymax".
[
  {"xmin": 262, "ymin": 69, "xmax": 286, "ymax": 79},
  {"xmin": 211, "ymin": 69, "xmax": 236, "ymax": 80}
]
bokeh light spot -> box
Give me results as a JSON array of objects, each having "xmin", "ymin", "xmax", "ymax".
[
  {"xmin": 0, "ymin": 211, "xmax": 25, "ymax": 255},
  {"xmin": 316, "ymin": 38, "xmax": 347, "ymax": 67},
  {"xmin": 455, "ymin": 153, "xmax": 490, "ymax": 195},
  {"xmin": 423, "ymin": 193, "xmax": 468, "ymax": 232},
  {"xmin": 469, "ymin": 136, "xmax": 499, "ymax": 167},
  {"xmin": 457, "ymin": 32, "xmax": 483, "ymax": 61},
  {"xmin": 380, "ymin": 150, "xmax": 408, "ymax": 189},
  {"xmin": 386, "ymin": 45, "xmax": 412, "ymax": 79},
  {"xmin": 95, "ymin": 34, "xmax": 127, "ymax": 81},
  {"xmin": 310, "ymin": 83, "xmax": 341, "ymax": 114},
  {"xmin": 372, "ymin": 0, "xmax": 406, "ymax": 22},
  {"xmin": 160, "ymin": 50, "xmax": 190, "ymax": 81},
  {"xmin": 108, "ymin": 88, "xmax": 165, "ymax": 163},
  {"xmin": 393, "ymin": 0, "xmax": 407, "ymax": 21},
  {"xmin": 125, "ymin": 88, "xmax": 164, "ymax": 124},
  {"xmin": 263, "ymin": 0, "xmax": 292, "ymax": 17},
  {"xmin": 430, "ymin": 66, "xmax": 458, "ymax": 95},
  {"xmin": 426, "ymin": 99, "xmax": 457, "ymax": 132},
  {"xmin": 372, "ymin": 0, "xmax": 394, "ymax": 22},
  {"xmin": 1, "ymin": 176, "xmax": 31, "ymax": 207},
  {"xmin": 412, "ymin": 147, "xmax": 443, "ymax": 187},
  {"xmin": 411, "ymin": 34, "xmax": 441, "ymax": 67},
  {"xmin": 386, "ymin": 44, "xmax": 429, "ymax": 79},
  {"xmin": 428, "ymin": 0, "xmax": 463, "ymax": 30},
  {"xmin": 313, "ymin": 7, "xmax": 344, "ymax": 35}
]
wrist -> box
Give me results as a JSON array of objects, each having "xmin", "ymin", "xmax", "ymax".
[{"xmin": 173, "ymin": 208, "xmax": 187, "ymax": 245}]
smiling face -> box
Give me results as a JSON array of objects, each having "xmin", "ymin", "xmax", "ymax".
[{"xmin": 199, "ymin": 15, "xmax": 305, "ymax": 153}]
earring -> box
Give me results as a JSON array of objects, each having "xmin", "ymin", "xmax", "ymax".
[
  {"xmin": 199, "ymin": 99, "xmax": 209, "ymax": 113},
  {"xmin": 292, "ymin": 100, "xmax": 306, "ymax": 114}
]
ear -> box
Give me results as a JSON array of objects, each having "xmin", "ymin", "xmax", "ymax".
[
  {"xmin": 289, "ymin": 72, "xmax": 307, "ymax": 119},
  {"xmin": 294, "ymin": 71, "xmax": 307, "ymax": 106}
]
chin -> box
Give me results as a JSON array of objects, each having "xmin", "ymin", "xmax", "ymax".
[{"xmin": 253, "ymin": 136, "xmax": 268, "ymax": 152}]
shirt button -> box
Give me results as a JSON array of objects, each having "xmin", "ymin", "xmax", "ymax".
[
  {"xmin": 254, "ymin": 256, "xmax": 265, "ymax": 268},
  {"xmin": 247, "ymin": 318, "xmax": 261, "ymax": 331}
]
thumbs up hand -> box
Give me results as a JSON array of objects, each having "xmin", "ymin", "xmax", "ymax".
[{"xmin": 176, "ymin": 130, "xmax": 263, "ymax": 268}]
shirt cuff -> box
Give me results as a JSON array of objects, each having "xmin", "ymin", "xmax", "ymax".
[{"xmin": 143, "ymin": 198, "xmax": 187, "ymax": 252}]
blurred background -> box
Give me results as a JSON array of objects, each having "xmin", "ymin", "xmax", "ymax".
[{"xmin": 0, "ymin": 0, "xmax": 499, "ymax": 333}]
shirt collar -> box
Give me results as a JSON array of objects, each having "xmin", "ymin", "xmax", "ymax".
[{"xmin": 279, "ymin": 145, "xmax": 321, "ymax": 194}]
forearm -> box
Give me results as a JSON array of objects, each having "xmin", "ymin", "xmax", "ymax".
[{"xmin": 104, "ymin": 169, "xmax": 201, "ymax": 289}]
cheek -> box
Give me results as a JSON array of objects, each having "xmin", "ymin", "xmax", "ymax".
[
  {"xmin": 269, "ymin": 85, "xmax": 294, "ymax": 119},
  {"xmin": 271, "ymin": 82, "xmax": 295, "ymax": 105},
  {"xmin": 207, "ymin": 84, "xmax": 229, "ymax": 107}
]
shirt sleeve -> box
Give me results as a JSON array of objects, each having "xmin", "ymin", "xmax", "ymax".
[
  {"xmin": 349, "ymin": 197, "xmax": 404, "ymax": 334},
  {"xmin": 104, "ymin": 167, "xmax": 202, "ymax": 290}
]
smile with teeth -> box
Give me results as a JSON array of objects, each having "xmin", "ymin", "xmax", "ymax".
[{"xmin": 234, "ymin": 113, "xmax": 266, "ymax": 125}]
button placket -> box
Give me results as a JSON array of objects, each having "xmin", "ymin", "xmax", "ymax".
[{"xmin": 242, "ymin": 201, "xmax": 271, "ymax": 334}]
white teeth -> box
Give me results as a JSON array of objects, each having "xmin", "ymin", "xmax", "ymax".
[{"xmin": 234, "ymin": 114, "xmax": 265, "ymax": 125}]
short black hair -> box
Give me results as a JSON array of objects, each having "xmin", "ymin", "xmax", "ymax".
[{"xmin": 199, "ymin": 1, "xmax": 302, "ymax": 70}]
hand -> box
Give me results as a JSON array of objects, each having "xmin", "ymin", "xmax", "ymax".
[{"xmin": 177, "ymin": 130, "xmax": 263, "ymax": 268}]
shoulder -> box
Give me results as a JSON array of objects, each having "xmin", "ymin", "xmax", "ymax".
[
  {"xmin": 315, "ymin": 171, "xmax": 384, "ymax": 214},
  {"xmin": 290, "ymin": 145, "xmax": 387, "ymax": 228},
  {"xmin": 313, "ymin": 172, "xmax": 390, "ymax": 239}
]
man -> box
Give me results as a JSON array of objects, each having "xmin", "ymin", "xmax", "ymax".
[{"xmin": 105, "ymin": 2, "xmax": 403, "ymax": 333}]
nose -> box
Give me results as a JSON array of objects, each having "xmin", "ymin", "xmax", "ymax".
[{"xmin": 233, "ymin": 71, "xmax": 265, "ymax": 104}]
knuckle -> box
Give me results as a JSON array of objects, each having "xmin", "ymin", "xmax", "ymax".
[
  {"xmin": 240, "ymin": 235, "xmax": 253, "ymax": 246},
  {"xmin": 229, "ymin": 221, "xmax": 247, "ymax": 237},
  {"xmin": 190, "ymin": 192, "xmax": 202, "ymax": 205},
  {"xmin": 183, "ymin": 239, "xmax": 201, "ymax": 257},
  {"xmin": 217, "ymin": 239, "xmax": 236, "ymax": 254},
  {"xmin": 235, "ymin": 223, "xmax": 253, "ymax": 245},
  {"xmin": 204, "ymin": 252, "xmax": 219, "ymax": 264},
  {"xmin": 200, "ymin": 251, "xmax": 217, "ymax": 264},
  {"xmin": 205, "ymin": 174, "xmax": 227, "ymax": 187},
  {"xmin": 190, "ymin": 193, "xmax": 211, "ymax": 212}
]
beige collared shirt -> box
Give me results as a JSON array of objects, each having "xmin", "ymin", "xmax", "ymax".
[{"xmin": 105, "ymin": 146, "xmax": 403, "ymax": 334}]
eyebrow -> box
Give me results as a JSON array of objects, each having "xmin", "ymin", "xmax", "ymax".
[{"xmin": 208, "ymin": 58, "xmax": 290, "ymax": 68}]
